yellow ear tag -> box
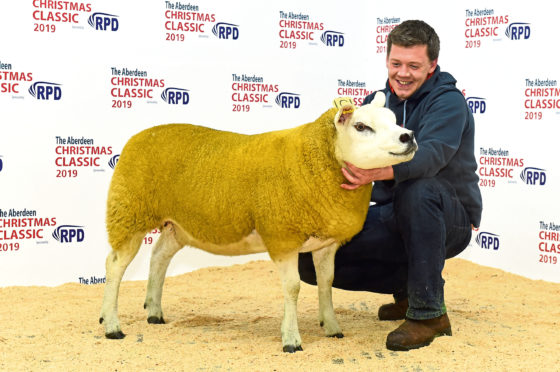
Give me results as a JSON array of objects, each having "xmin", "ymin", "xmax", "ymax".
[
  {"xmin": 333, "ymin": 97, "xmax": 355, "ymax": 110},
  {"xmin": 342, "ymin": 105, "xmax": 354, "ymax": 115}
]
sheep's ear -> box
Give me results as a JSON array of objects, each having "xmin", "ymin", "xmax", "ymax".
[
  {"xmin": 333, "ymin": 96, "xmax": 353, "ymax": 109},
  {"xmin": 333, "ymin": 97, "xmax": 355, "ymax": 125},
  {"xmin": 371, "ymin": 91, "xmax": 386, "ymax": 107},
  {"xmin": 335, "ymin": 104, "xmax": 354, "ymax": 125}
]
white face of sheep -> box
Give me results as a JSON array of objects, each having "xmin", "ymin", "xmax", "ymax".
[{"xmin": 334, "ymin": 92, "xmax": 417, "ymax": 169}]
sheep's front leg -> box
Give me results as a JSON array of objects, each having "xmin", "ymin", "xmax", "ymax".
[
  {"xmin": 312, "ymin": 243, "xmax": 343, "ymax": 338},
  {"xmin": 272, "ymin": 252, "xmax": 303, "ymax": 353}
]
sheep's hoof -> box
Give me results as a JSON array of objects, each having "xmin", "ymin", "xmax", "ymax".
[
  {"xmin": 147, "ymin": 316, "xmax": 165, "ymax": 324},
  {"xmin": 105, "ymin": 331, "xmax": 125, "ymax": 339},
  {"xmin": 328, "ymin": 333, "xmax": 344, "ymax": 338},
  {"xmin": 282, "ymin": 344, "xmax": 303, "ymax": 353}
]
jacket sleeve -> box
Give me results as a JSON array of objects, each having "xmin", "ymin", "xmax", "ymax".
[{"xmin": 392, "ymin": 90, "xmax": 469, "ymax": 183}]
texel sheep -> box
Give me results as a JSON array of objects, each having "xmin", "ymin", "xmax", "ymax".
[{"xmin": 99, "ymin": 92, "xmax": 416, "ymax": 352}]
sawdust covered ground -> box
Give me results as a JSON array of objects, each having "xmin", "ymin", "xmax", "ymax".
[{"xmin": 1, "ymin": 258, "xmax": 559, "ymax": 371}]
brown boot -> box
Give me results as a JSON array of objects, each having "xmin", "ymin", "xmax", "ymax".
[
  {"xmin": 386, "ymin": 313, "xmax": 452, "ymax": 351},
  {"xmin": 378, "ymin": 298, "xmax": 409, "ymax": 321}
]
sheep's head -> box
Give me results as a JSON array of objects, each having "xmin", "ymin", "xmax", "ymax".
[{"xmin": 333, "ymin": 92, "xmax": 417, "ymax": 169}]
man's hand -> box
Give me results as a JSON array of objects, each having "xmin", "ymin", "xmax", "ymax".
[{"xmin": 341, "ymin": 162, "xmax": 395, "ymax": 190}]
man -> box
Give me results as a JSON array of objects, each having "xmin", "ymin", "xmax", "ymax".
[{"xmin": 299, "ymin": 20, "xmax": 482, "ymax": 351}]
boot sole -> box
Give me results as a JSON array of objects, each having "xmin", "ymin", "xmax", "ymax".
[{"xmin": 379, "ymin": 315, "xmax": 406, "ymax": 321}]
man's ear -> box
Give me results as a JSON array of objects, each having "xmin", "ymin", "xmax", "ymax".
[
  {"xmin": 335, "ymin": 104, "xmax": 354, "ymax": 125},
  {"xmin": 429, "ymin": 58, "xmax": 438, "ymax": 74}
]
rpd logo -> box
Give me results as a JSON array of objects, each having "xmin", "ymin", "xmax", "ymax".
[
  {"xmin": 466, "ymin": 97, "xmax": 486, "ymax": 114},
  {"xmin": 321, "ymin": 31, "xmax": 344, "ymax": 47},
  {"xmin": 505, "ymin": 22, "xmax": 530, "ymax": 40},
  {"xmin": 88, "ymin": 13, "xmax": 119, "ymax": 31},
  {"xmin": 275, "ymin": 92, "xmax": 300, "ymax": 109},
  {"xmin": 53, "ymin": 225, "xmax": 85, "ymax": 243},
  {"xmin": 28, "ymin": 82, "xmax": 62, "ymax": 100},
  {"xmin": 108, "ymin": 154, "xmax": 120, "ymax": 169},
  {"xmin": 520, "ymin": 167, "xmax": 546, "ymax": 185},
  {"xmin": 212, "ymin": 23, "xmax": 239, "ymax": 40},
  {"xmin": 161, "ymin": 87, "xmax": 190, "ymax": 105},
  {"xmin": 475, "ymin": 231, "xmax": 500, "ymax": 250}
]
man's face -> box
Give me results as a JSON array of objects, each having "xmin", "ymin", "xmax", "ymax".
[{"xmin": 386, "ymin": 44, "xmax": 437, "ymax": 100}]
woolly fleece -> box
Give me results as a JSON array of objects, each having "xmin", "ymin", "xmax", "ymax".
[{"xmin": 106, "ymin": 108, "xmax": 372, "ymax": 256}]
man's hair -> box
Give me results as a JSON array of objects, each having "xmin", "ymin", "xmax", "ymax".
[{"xmin": 387, "ymin": 20, "xmax": 440, "ymax": 61}]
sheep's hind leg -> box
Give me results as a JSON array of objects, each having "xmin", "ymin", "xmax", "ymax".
[
  {"xmin": 312, "ymin": 243, "xmax": 343, "ymax": 338},
  {"xmin": 271, "ymin": 251, "xmax": 303, "ymax": 353},
  {"xmin": 99, "ymin": 233, "xmax": 144, "ymax": 339},
  {"xmin": 144, "ymin": 221, "xmax": 183, "ymax": 324}
]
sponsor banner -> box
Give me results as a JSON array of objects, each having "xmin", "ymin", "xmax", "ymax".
[
  {"xmin": 1, "ymin": 1, "xmax": 559, "ymax": 286},
  {"xmin": 463, "ymin": 6, "xmax": 534, "ymax": 50},
  {"xmin": 475, "ymin": 230, "xmax": 500, "ymax": 251},
  {"xmin": 230, "ymin": 73, "xmax": 301, "ymax": 112},
  {"xmin": 277, "ymin": 10, "xmax": 344, "ymax": 49},
  {"xmin": 477, "ymin": 147, "xmax": 524, "ymax": 188},
  {"xmin": 109, "ymin": 66, "xmax": 165, "ymax": 108},
  {"xmin": 163, "ymin": 1, "xmax": 239, "ymax": 42},
  {"xmin": 0, "ymin": 208, "xmax": 57, "ymax": 250},
  {"xmin": 31, "ymin": 1, "xmax": 120, "ymax": 33},
  {"xmin": 538, "ymin": 221, "xmax": 560, "ymax": 266},
  {"xmin": 523, "ymin": 78, "xmax": 560, "ymax": 120},
  {"xmin": 52, "ymin": 224, "xmax": 86, "ymax": 243},
  {"xmin": 374, "ymin": 16, "xmax": 400, "ymax": 54},
  {"xmin": 335, "ymin": 78, "xmax": 374, "ymax": 107},
  {"xmin": 464, "ymin": 8, "xmax": 510, "ymax": 48},
  {"xmin": 54, "ymin": 136, "xmax": 114, "ymax": 177},
  {"xmin": 0, "ymin": 60, "xmax": 33, "ymax": 98},
  {"xmin": 31, "ymin": 0, "xmax": 93, "ymax": 32}
]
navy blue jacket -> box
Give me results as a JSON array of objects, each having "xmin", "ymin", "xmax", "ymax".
[{"xmin": 363, "ymin": 66, "xmax": 482, "ymax": 227}]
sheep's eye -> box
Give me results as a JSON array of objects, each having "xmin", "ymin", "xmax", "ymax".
[{"xmin": 354, "ymin": 122, "xmax": 373, "ymax": 132}]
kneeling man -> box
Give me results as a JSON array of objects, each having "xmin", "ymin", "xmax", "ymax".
[{"xmin": 299, "ymin": 20, "xmax": 482, "ymax": 351}]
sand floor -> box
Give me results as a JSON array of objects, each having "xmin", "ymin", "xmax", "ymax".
[{"xmin": 1, "ymin": 258, "xmax": 559, "ymax": 371}]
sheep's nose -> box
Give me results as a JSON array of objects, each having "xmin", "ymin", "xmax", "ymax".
[{"xmin": 399, "ymin": 132, "xmax": 414, "ymax": 144}]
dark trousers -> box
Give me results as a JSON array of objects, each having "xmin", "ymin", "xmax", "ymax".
[{"xmin": 299, "ymin": 177, "xmax": 472, "ymax": 320}]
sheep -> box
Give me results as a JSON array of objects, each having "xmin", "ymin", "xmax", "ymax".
[{"xmin": 99, "ymin": 92, "xmax": 416, "ymax": 353}]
